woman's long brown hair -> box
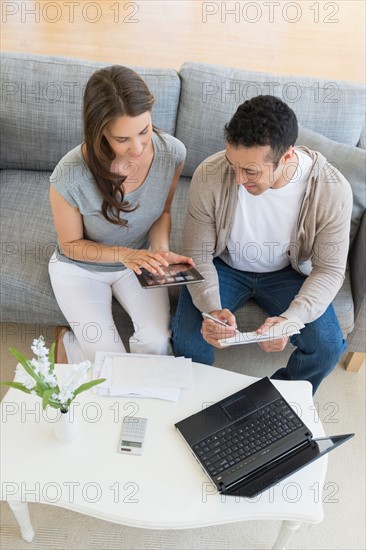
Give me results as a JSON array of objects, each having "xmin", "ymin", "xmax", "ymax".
[{"xmin": 83, "ymin": 66, "xmax": 155, "ymax": 225}]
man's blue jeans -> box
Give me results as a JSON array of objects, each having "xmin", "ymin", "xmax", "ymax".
[{"xmin": 172, "ymin": 259, "xmax": 347, "ymax": 393}]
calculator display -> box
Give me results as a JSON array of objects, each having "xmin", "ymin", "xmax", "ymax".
[{"xmin": 119, "ymin": 416, "xmax": 147, "ymax": 455}]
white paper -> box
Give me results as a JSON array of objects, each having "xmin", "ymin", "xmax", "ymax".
[
  {"xmin": 108, "ymin": 385, "xmax": 181, "ymax": 401},
  {"xmin": 92, "ymin": 351, "xmax": 189, "ymax": 401},
  {"xmin": 219, "ymin": 317, "xmax": 305, "ymax": 347},
  {"xmin": 111, "ymin": 354, "xmax": 192, "ymax": 389},
  {"xmin": 92, "ymin": 351, "xmax": 117, "ymax": 396}
]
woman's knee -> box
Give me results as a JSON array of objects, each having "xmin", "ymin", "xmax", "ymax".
[
  {"xmin": 130, "ymin": 331, "xmax": 171, "ymax": 355},
  {"xmin": 130, "ymin": 316, "xmax": 171, "ymax": 355},
  {"xmin": 73, "ymin": 325, "xmax": 126, "ymax": 362}
]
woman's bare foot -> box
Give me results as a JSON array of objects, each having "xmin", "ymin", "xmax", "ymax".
[{"xmin": 54, "ymin": 326, "xmax": 70, "ymax": 364}]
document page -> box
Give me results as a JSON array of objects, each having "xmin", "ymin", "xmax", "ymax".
[
  {"xmin": 219, "ymin": 317, "xmax": 305, "ymax": 346},
  {"xmin": 92, "ymin": 352, "xmax": 192, "ymax": 401}
]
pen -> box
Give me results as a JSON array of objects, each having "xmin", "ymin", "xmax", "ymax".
[{"xmin": 201, "ymin": 312, "xmax": 229, "ymax": 327}]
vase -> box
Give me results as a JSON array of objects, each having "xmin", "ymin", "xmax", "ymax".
[{"xmin": 53, "ymin": 408, "xmax": 79, "ymax": 443}]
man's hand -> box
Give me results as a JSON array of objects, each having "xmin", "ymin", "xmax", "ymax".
[
  {"xmin": 201, "ymin": 309, "xmax": 237, "ymax": 348},
  {"xmin": 256, "ymin": 316, "xmax": 288, "ymax": 353}
]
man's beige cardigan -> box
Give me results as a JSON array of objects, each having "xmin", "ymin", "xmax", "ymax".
[{"xmin": 183, "ymin": 146, "xmax": 353, "ymax": 324}]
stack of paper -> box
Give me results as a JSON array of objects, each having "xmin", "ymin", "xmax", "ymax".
[
  {"xmin": 92, "ymin": 352, "xmax": 192, "ymax": 401},
  {"xmin": 219, "ymin": 317, "xmax": 305, "ymax": 347}
]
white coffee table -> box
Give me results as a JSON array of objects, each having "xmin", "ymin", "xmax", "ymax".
[{"xmin": 0, "ymin": 363, "xmax": 327, "ymax": 549}]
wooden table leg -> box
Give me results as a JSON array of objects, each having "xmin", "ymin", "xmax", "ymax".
[
  {"xmin": 344, "ymin": 352, "xmax": 365, "ymax": 372},
  {"xmin": 272, "ymin": 520, "xmax": 301, "ymax": 549},
  {"xmin": 8, "ymin": 501, "xmax": 35, "ymax": 542}
]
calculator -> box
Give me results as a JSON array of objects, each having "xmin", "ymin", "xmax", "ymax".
[{"xmin": 118, "ymin": 416, "xmax": 148, "ymax": 455}]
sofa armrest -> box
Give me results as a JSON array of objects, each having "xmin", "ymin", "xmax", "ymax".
[
  {"xmin": 357, "ymin": 122, "xmax": 366, "ymax": 150},
  {"xmin": 348, "ymin": 210, "xmax": 366, "ymax": 351}
]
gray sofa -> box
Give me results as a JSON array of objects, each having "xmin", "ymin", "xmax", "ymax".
[{"xmin": 1, "ymin": 52, "xmax": 365, "ymax": 368}]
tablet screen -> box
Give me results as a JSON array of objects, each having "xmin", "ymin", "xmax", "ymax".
[{"xmin": 135, "ymin": 263, "xmax": 205, "ymax": 289}]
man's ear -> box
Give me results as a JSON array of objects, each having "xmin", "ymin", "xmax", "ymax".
[{"xmin": 281, "ymin": 146, "xmax": 296, "ymax": 164}]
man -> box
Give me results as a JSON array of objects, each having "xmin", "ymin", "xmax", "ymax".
[{"xmin": 172, "ymin": 95, "xmax": 352, "ymax": 393}]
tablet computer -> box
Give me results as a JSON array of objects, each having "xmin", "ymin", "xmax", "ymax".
[{"xmin": 135, "ymin": 263, "xmax": 205, "ymax": 289}]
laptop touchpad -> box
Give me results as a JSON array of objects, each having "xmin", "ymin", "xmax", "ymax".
[{"xmin": 222, "ymin": 394, "xmax": 256, "ymax": 420}]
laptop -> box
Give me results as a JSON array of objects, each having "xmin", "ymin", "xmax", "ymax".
[{"xmin": 175, "ymin": 377, "xmax": 354, "ymax": 498}]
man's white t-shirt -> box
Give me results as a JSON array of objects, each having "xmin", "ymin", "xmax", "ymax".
[{"xmin": 222, "ymin": 149, "xmax": 313, "ymax": 273}]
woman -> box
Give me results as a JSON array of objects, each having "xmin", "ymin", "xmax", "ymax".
[{"xmin": 49, "ymin": 65, "xmax": 193, "ymax": 363}]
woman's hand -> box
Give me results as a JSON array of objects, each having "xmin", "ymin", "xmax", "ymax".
[
  {"xmin": 119, "ymin": 248, "xmax": 169, "ymax": 275},
  {"xmin": 119, "ymin": 248, "xmax": 195, "ymax": 275},
  {"xmin": 157, "ymin": 251, "xmax": 195, "ymax": 267}
]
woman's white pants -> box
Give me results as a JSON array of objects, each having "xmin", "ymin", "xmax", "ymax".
[{"xmin": 48, "ymin": 254, "xmax": 171, "ymax": 363}]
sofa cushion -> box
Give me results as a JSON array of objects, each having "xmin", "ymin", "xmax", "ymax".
[
  {"xmin": 0, "ymin": 168, "xmax": 134, "ymax": 330},
  {"xmin": 176, "ymin": 62, "xmax": 366, "ymax": 178},
  {"xmin": 170, "ymin": 175, "xmax": 191, "ymax": 252},
  {"xmin": 296, "ymin": 126, "xmax": 366, "ymax": 246},
  {"xmin": 0, "ymin": 169, "xmax": 61, "ymax": 323},
  {"xmin": 0, "ymin": 52, "xmax": 181, "ymax": 171}
]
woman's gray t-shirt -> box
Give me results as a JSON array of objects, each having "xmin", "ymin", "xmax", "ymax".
[{"xmin": 50, "ymin": 132, "xmax": 186, "ymax": 272}]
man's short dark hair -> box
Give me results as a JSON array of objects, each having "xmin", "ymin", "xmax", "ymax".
[{"xmin": 224, "ymin": 95, "xmax": 298, "ymax": 164}]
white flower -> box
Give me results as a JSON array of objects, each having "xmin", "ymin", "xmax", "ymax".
[
  {"xmin": 57, "ymin": 361, "xmax": 91, "ymax": 405},
  {"xmin": 38, "ymin": 357, "xmax": 51, "ymax": 377},
  {"xmin": 55, "ymin": 388, "xmax": 75, "ymax": 405},
  {"xmin": 9, "ymin": 338, "xmax": 98, "ymax": 410},
  {"xmin": 23, "ymin": 378, "xmax": 36, "ymax": 390},
  {"xmin": 31, "ymin": 336, "xmax": 49, "ymax": 359},
  {"xmin": 50, "ymin": 393, "xmax": 67, "ymax": 406},
  {"xmin": 15, "ymin": 365, "xmax": 36, "ymax": 390},
  {"xmin": 29, "ymin": 358, "xmax": 40, "ymax": 374},
  {"xmin": 43, "ymin": 372, "xmax": 58, "ymax": 388}
]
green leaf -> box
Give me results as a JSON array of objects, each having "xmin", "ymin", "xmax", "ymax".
[
  {"xmin": 73, "ymin": 378, "xmax": 107, "ymax": 397},
  {"xmin": 8, "ymin": 348, "xmax": 43, "ymax": 385},
  {"xmin": 48, "ymin": 343, "xmax": 56, "ymax": 371},
  {"xmin": 42, "ymin": 388, "xmax": 55, "ymax": 410},
  {"xmin": 0, "ymin": 381, "xmax": 32, "ymax": 394},
  {"xmin": 35, "ymin": 381, "xmax": 47, "ymax": 395}
]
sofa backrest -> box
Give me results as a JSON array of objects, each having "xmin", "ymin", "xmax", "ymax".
[
  {"xmin": 176, "ymin": 62, "xmax": 366, "ymax": 178},
  {"xmin": 0, "ymin": 52, "xmax": 181, "ymax": 170},
  {"xmin": 295, "ymin": 126, "xmax": 365, "ymax": 246}
]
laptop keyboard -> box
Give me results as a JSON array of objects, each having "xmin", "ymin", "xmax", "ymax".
[{"xmin": 192, "ymin": 399, "xmax": 303, "ymax": 480}]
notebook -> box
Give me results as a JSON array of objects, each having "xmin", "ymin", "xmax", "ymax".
[{"xmin": 175, "ymin": 377, "xmax": 354, "ymax": 498}]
